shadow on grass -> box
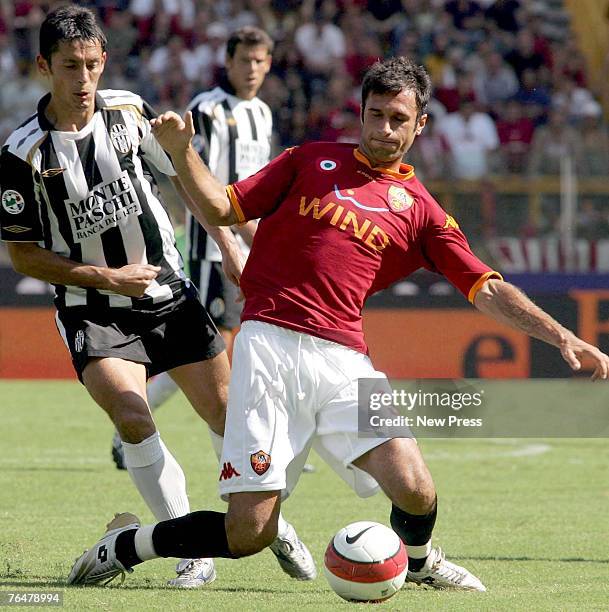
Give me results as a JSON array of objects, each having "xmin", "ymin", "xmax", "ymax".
[
  {"xmin": 0, "ymin": 580, "xmax": 298, "ymax": 594},
  {"xmin": 453, "ymin": 555, "xmax": 609, "ymax": 564}
]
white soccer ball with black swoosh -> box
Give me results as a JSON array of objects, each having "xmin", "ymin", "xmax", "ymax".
[{"xmin": 324, "ymin": 521, "xmax": 407, "ymax": 602}]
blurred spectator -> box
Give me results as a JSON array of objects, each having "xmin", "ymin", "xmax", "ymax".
[
  {"xmin": 495, "ymin": 99, "xmax": 534, "ymax": 173},
  {"xmin": 473, "ymin": 51, "xmax": 519, "ymax": 106},
  {"xmin": 551, "ymin": 77, "xmax": 596, "ymax": 122},
  {"xmin": 0, "ymin": 60, "xmax": 45, "ymax": 143},
  {"xmin": 437, "ymin": 98, "xmax": 499, "ymax": 179},
  {"xmin": 435, "ymin": 70, "xmax": 478, "ymax": 113},
  {"xmin": 529, "ymin": 108, "xmax": 582, "ymax": 176},
  {"xmin": 444, "ymin": 0, "xmax": 482, "ymax": 30},
  {"xmin": 294, "ymin": 8, "xmax": 346, "ymax": 94},
  {"xmin": 345, "ymin": 34, "xmax": 381, "ymax": 84},
  {"xmin": 407, "ymin": 113, "xmax": 451, "ymax": 180},
  {"xmin": 484, "ymin": 0, "xmax": 521, "ymax": 33},
  {"xmin": 423, "ymin": 32, "xmax": 454, "ymax": 87},
  {"xmin": 514, "ymin": 68, "xmax": 551, "ymax": 124},
  {"xmin": 105, "ymin": 9, "xmax": 138, "ymax": 63},
  {"xmin": 366, "ymin": 0, "xmax": 404, "ymax": 35},
  {"xmin": 578, "ymin": 101, "xmax": 609, "ymax": 177},
  {"xmin": 0, "ymin": 33, "xmax": 16, "ymax": 79},
  {"xmin": 504, "ymin": 29, "xmax": 544, "ymax": 82}
]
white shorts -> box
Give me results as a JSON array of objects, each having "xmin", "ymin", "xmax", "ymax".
[{"xmin": 218, "ymin": 321, "xmax": 391, "ymax": 500}]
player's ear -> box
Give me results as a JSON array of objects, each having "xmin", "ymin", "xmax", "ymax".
[
  {"xmin": 36, "ymin": 54, "xmax": 51, "ymax": 77},
  {"xmin": 415, "ymin": 113, "xmax": 427, "ymax": 136},
  {"xmin": 99, "ymin": 51, "xmax": 107, "ymax": 74}
]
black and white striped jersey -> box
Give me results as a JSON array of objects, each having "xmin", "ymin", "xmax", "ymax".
[
  {"xmin": 0, "ymin": 89, "xmax": 188, "ymax": 313},
  {"xmin": 187, "ymin": 85, "xmax": 272, "ymax": 262}
]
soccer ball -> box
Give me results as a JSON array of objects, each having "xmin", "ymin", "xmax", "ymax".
[{"xmin": 324, "ymin": 521, "xmax": 408, "ymax": 602}]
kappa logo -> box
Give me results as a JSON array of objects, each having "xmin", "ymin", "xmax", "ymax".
[
  {"xmin": 2, "ymin": 190, "xmax": 25, "ymax": 215},
  {"xmin": 387, "ymin": 185, "xmax": 414, "ymax": 212},
  {"xmin": 443, "ymin": 214, "xmax": 460, "ymax": 230},
  {"xmin": 219, "ymin": 462, "xmax": 241, "ymax": 481},
  {"xmin": 110, "ymin": 123, "xmax": 132, "ymax": 154},
  {"xmin": 250, "ymin": 450, "xmax": 271, "ymax": 476},
  {"xmin": 74, "ymin": 330, "xmax": 85, "ymax": 352}
]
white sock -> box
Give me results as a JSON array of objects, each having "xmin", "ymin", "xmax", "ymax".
[
  {"xmin": 122, "ymin": 431, "xmax": 190, "ymax": 521},
  {"xmin": 208, "ymin": 428, "xmax": 223, "ymax": 461},
  {"xmin": 276, "ymin": 512, "xmax": 291, "ymax": 539},
  {"xmin": 134, "ymin": 525, "xmax": 158, "ymax": 561},
  {"xmin": 147, "ymin": 372, "xmax": 179, "ymax": 412},
  {"xmin": 408, "ymin": 540, "xmax": 433, "ymax": 561}
]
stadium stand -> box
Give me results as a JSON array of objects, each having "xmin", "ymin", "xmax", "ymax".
[{"xmin": 0, "ymin": 0, "xmax": 608, "ymax": 265}]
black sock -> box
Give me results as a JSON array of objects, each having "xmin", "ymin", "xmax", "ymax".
[
  {"xmin": 390, "ymin": 499, "xmax": 437, "ymax": 572},
  {"xmin": 115, "ymin": 529, "xmax": 141, "ymax": 568},
  {"xmin": 114, "ymin": 511, "xmax": 235, "ymax": 569},
  {"xmin": 152, "ymin": 511, "xmax": 235, "ymax": 559}
]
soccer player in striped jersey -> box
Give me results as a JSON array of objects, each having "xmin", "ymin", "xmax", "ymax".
[
  {"xmin": 0, "ymin": 5, "xmax": 314, "ymax": 588},
  {"xmin": 140, "ymin": 26, "xmax": 274, "ymax": 458},
  {"xmin": 69, "ymin": 56, "xmax": 609, "ymax": 592}
]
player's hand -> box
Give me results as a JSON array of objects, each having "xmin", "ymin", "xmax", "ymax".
[
  {"xmin": 150, "ymin": 110, "xmax": 195, "ymax": 156},
  {"xmin": 220, "ymin": 239, "xmax": 246, "ymax": 288},
  {"xmin": 107, "ymin": 264, "xmax": 161, "ymax": 297},
  {"xmin": 559, "ymin": 337, "xmax": 609, "ymax": 381}
]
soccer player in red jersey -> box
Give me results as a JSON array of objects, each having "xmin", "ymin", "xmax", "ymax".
[{"xmin": 69, "ymin": 57, "xmax": 609, "ymax": 591}]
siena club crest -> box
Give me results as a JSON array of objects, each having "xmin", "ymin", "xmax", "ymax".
[
  {"xmin": 110, "ymin": 123, "xmax": 132, "ymax": 154},
  {"xmin": 387, "ymin": 185, "xmax": 414, "ymax": 212},
  {"xmin": 250, "ymin": 450, "xmax": 271, "ymax": 475}
]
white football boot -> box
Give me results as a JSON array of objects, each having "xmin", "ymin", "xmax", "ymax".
[
  {"xmin": 269, "ymin": 522, "xmax": 317, "ymax": 580},
  {"xmin": 407, "ymin": 547, "xmax": 486, "ymax": 591},
  {"xmin": 167, "ymin": 558, "xmax": 217, "ymax": 588},
  {"xmin": 68, "ymin": 513, "xmax": 140, "ymax": 586}
]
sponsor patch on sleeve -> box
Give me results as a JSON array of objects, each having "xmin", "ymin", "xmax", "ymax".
[{"xmin": 2, "ymin": 190, "xmax": 26, "ymax": 215}]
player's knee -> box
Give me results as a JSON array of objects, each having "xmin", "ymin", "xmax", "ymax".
[
  {"xmin": 225, "ymin": 514, "xmax": 278, "ymax": 558},
  {"xmin": 113, "ymin": 409, "xmax": 156, "ymax": 444}
]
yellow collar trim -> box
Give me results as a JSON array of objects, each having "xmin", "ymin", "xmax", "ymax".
[{"xmin": 354, "ymin": 148, "xmax": 415, "ymax": 180}]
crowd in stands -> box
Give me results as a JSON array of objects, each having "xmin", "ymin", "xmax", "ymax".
[{"xmin": 0, "ymin": 0, "xmax": 608, "ymax": 240}]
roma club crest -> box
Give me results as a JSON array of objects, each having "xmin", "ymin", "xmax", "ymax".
[
  {"xmin": 250, "ymin": 450, "xmax": 271, "ymax": 475},
  {"xmin": 387, "ymin": 185, "xmax": 414, "ymax": 212}
]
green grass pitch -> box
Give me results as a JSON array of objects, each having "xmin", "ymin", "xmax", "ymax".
[{"xmin": 1, "ymin": 380, "xmax": 608, "ymax": 611}]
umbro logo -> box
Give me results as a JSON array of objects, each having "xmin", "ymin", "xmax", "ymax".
[
  {"xmin": 219, "ymin": 462, "xmax": 241, "ymax": 481},
  {"xmin": 3, "ymin": 224, "xmax": 31, "ymax": 233},
  {"xmin": 41, "ymin": 167, "xmax": 65, "ymax": 178}
]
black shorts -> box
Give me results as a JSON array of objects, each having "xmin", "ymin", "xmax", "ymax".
[
  {"xmin": 189, "ymin": 259, "xmax": 242, "ymax": 330},
  {"xmin": 56, "ymin": 293, "xmax": 225, "ymax": 382}
]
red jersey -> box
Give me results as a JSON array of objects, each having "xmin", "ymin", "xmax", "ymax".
[{"xmin": 227, "ymin": 142, "xmax": 501, "ymax": 354}]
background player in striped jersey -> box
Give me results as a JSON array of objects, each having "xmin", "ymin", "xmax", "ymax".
[
  {"xmin": 69, "ymin": 56, "xmax": 609, "ymax": 592},
  {"xmin": 113, "ymin": 27, "xmax": 275, "ymax": 469},
  {"xmin": 0, "ymin": 5, "xmax": 315, "ymax": 588}
]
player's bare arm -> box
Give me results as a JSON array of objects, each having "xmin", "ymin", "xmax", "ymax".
[
  {"xmin": 7, "ymin": 242, "xmax": 160, "ymax": 298},
  {"xmin": 170, "ymin": 176, "xmax": 244, "ymax": 286},
  {"xmin": 151, "ymin": 111, "xmax": 238, "ymax": 226},
  {"xmin": 474, "ymin": 278, "xmax": 609, "ymax": 380},
  {"xmin": 234, "ymin": 220, "xmax": 258, "ymax": 249}
]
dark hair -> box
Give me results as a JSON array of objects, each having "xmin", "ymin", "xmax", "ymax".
[
  {"xmin": 39, "ymin": 5, "xmax": 107, "ymax": 64},
  {"xmin": 361, "ymin": 57, "xmax": 432, "ymax": 119},
  {"xmin": 226, "ymin": 26, "xmax": 274, "ymax": 59}
]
